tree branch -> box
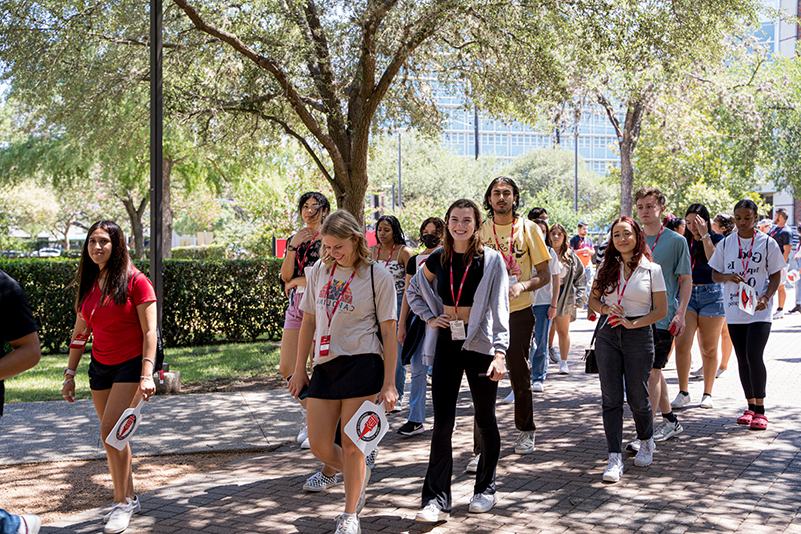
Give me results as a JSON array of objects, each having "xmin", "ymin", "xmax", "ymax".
[{"xmin": 596, "ymin": 90, "xmax": 623, "ymax": 141}]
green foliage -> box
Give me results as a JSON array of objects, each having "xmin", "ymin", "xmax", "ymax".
[
  {"xmin": 171, "ymin": 246, "xmax": 227, "ymax": 260},
  {"xmin": 0, "ymin": 258, "xmax": 287, "ymax": 353},
  {"xmin": 2, "ymin": 342, "xmax": 281, "ymax": 403}
]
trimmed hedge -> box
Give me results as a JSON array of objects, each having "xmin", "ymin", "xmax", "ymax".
[
  {"xmin": 0, "ymin": 258, "xmax": 287, "ymax": 353},
  {"xmin": 171, "ymin": 245, "xmax": 227, "ymax": 260}
]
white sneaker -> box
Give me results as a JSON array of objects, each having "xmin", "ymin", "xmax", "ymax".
[
  {"xmin": 104, "ymin": 496, "xmax": 140, "ymax": 522},
  {"xmin": 558, "ymin": 361, "xmax": 569, "ymax": 374},
  {"xmin": 634, "ymin": 437, "xmax": 655, "ymax": 467},
  {"xmin": 301, "ymin": 437, "xmax": 311, "ymax": 449},
  {"xmin": 468, "ymin": 491, "xmax": 496, "ymax": 513},
  {"xmin": 334, "ymin": 514, "xmax": 361, "ymax": 534},
  {"xmin": 297, "ymin": 409, "xmax": 308, "ymax": 443},
  {"xmin": 690, "ymin": 367, "xmax": 704, "ymax": 377},
  {"xmin": 603, "ymin": 453, "xmax": 623, "ymax": 482},
  {"xmin": 531, "ymin": 381, "xmax": 544, "ymax": 392},
  {"xmin": 625, "ymin": 438, "xmax": 641, "ymax": 452},
  {"xmin": 501, "ymin": 391, "xmax": 515, "ymax": 404},
  {"xmin": 303, "ymin": 471, "xmax": 341, "ymax": 492},
  {"xmin": 716, "ymin": 368, "xmax": 725, "ymax": 378},
  {"xmin": 514, "ymin": 430, "xmax": 535, "ymax": 454},
  {"xmin": 700, "ymin": 394, "xmax": 714, "ymax": 409},
  {"xmin": 549, "ymin": 346, "xmax": 559, "ymax": 363},
  {"xmin": 356, "ymin": 460, "xmax": 372, "ymax": 514},
  {"xmin": 653, "ymin": 420, "xmax": 683, "ymax": 442},
  {"xmin": 415, "ymin": 502, "xmax": 449, "ymax": 522},
  {"xmin": 466, "ymin": 454, "xmax": 481, "ymax": 473},
  {"xmin": 104, "ymin": 497, "xmax": 137, "ymax": 534},
  {"xmin": 773, "ymin": 309, "xmax": 784, "ymax": 320},
  {"xmin": 15, "ymin": 514, "xmax": 40, "ymax": 534},
  {"xmin": 670, "ymin": 392, "xmax": 691, "ymax": 409}
]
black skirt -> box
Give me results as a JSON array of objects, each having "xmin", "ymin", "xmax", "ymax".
[{"xmin": 308, "ymin": 353, "xmax": 384, "ymax": 400}]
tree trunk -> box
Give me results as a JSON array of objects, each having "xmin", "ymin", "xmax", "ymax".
[
  {"xmin": 162, "ymin": 157, "xmax": 174, "ymax": 259},
  {"xmin": 122, "ymin": 194, "xmax": 145, "ymax": 259},
  {"xmin": 619, "ymin": 140, "xmax": 635, "ymax": 218}
]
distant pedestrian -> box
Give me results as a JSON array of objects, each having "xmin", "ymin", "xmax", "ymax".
[
  {"xmin": 528, "ymin": 219, "xmax": 560, "ymax": 392},
  {"xmin": 548, "ymin": 223, "xmax": 587, "ymax": 374},
  {"xmin": 406, "ymin": 199, "xmax": 509, "ymax": 521},
  {"xmin": 588, "ymin": 216, "xmax": 667, "ymax": 483},
  {"xmin": 767, "ymin": 208, "xmax": 792, "ymax": 320},
  {"xmin": 570, "ymin": 221, "xmax": 595, "ymax": 298},
  {"xmin": 370, "ymin": 215, "xmax": 413, "ymax": 412},
  {"xmin": 280, "ymin": 192, "xmax": 330, "ymax": 451},
  {"xmin": 665, "ymin": 217, "xmax": 686, "ymax": 236},
  {"xmin": 288, "ymin": 210, "xmax": 398, "ymax": 534},
  {"xmin": 62, "ymin": 221, "xmax": 158, "ymax": 534},
  {"xmin": 710, "ymin": 199, "xmax": 784, "ymax": 431},
  {"xmin": 528, "ymin": 207, "xmax": 548, "ymax": 221},
  {"xmin": 0, "ymin": 269, "xmax": 42, "ymax": 534}
]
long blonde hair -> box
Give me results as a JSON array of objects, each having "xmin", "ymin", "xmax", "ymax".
[{"xmin": 320, "ymin": 210, "xmax": 374, "ymax": 273}]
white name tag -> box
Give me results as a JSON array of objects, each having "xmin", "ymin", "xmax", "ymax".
[
  {"xmin": 738, "ymin": 282, "xmax": 756, "ymax": 315},
  {"xmin": 450, "ymin": 320, "xmax": 466, "ymax": 340},
  {"xmin": 508, "ymin": 275, "xmax": 519, "ymax": 287},
  {"xmin": 296, "ymin": 285, "xmax": 305, "ymax": 294}
]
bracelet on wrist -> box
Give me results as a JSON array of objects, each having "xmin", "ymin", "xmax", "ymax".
[
  {"xmin": 62, "ymin": 378, "xmax": 75, "ymax": 386},
  {"xmin": 140, "ymin": 375, "xmax": 154, "ymax": 380},
  {"xmin": 64, "ymin": 368, "xmax": 76, "ymax": 377}
]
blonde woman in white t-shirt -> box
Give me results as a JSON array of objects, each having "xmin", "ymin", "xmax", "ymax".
[
  {"xmin": 289, "ymin": 210, "xmax": 399, "ymax": 534},
  {"xmin": 588, "ymin": 216, "xmax": 667, "ymax": 483}
]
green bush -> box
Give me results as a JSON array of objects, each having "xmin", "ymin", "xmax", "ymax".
[
  {"xmin": 171, "ymin": 245, "xmax": 227, "ymax": 260},
  {"xmin": 0, "ymin": 258, "xmax": 287, "ymax": 353}
]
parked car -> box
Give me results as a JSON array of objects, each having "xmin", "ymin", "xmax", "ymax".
[{"xmin": 31, "ymin": 247, "xmax": 62, "ymax": 258}]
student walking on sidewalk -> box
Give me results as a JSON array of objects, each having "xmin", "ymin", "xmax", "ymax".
[
  {"xmin": 588, "ymin": 216, "xmax": 667, "ymax": 483},
  {"xmin": 62, "ymin": 221, "xmax": 158, "ymax": 534},
  {"xmin": 709, "ymin": 199, "xmax": 784, "ymax": 431},
  {"xmin": 406, "ymin": 199, "xmax": 509, "ymax": 521},
  {"xmin": 288, "ymin": 210, "xmax": 399, "ymax": 534}
]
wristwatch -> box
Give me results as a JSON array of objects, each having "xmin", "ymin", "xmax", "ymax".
[{"xmin": 287, "ymin": 244, "xmax": 298, "ymax": 252}]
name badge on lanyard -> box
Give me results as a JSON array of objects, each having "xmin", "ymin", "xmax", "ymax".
[
  {"xmin": 449, "ymin": 320, "xmax": 466, "ymax": 340},
  {"xmin": 449, "ymin": 251, "xmax": 471, "ymax": 341},
  {"xmin": 321, "ymin": 265, "xmax": 357, "ymax": 358},
  {"xmin": 508, "ymin": 274, "xmax": 519, "ymax": 287}
]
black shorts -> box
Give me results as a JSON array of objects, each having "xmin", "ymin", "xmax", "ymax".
[
  {"xmin": 88, "ymin": 354, "xmax": 143, "ymax": 391},
  {"xmin": 653, "ymin": 329, "xmax": 674, "ymax": 370},
  {"xmin": 308, "ymin": 353, "xmax": 384, "ymax": 400}
]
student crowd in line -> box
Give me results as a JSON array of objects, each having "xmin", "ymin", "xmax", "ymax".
[{"xmin": 1, "ymin": 180, "xmax": 794, "ymax": 534}]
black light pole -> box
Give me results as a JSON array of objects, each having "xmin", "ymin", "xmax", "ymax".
[
  {"xmin": 474, "ymin": 105, "xmax": 479, "ymax": 159},
  {"xmin": 150, "ymin": 0, "xmax": 163, "ymax": 328},
  {"xmin": 397, "ymin": 132, "xmax": 402, "ymax": 208}
]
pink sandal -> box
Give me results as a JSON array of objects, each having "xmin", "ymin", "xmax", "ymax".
[
  {"xmin": 750, "ymin": 413, "xmax": 768, "ymax": 430},
  {"xmin": 737, "ymin": 410, "xmax": 754, "ymax": 425}
]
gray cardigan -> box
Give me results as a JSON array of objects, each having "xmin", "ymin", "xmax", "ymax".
[
  {"xmin": 555, "ymin": 248, "xmax": 587, "ymax": 321},
  {"xmin": 406, "ymin": 247, "xmax": 510, "ymax": 365}
]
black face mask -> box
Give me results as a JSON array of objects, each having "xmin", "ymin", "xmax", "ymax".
[{"xmin": 421, "ymin": 234, "xmax": 441, "ymax": 248}]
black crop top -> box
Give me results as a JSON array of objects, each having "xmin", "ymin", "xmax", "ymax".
[
  {"xmin": 689, "ymin": 232, "xmax": 724, "ymax": 285},
  {"xmin": 424, "ymin": 248, "xmax": 485, "ymax": 307}
]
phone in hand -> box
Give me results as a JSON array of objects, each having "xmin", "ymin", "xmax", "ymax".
[
  {"xmin": 669, "ymin": 324, "xmax": 678, "ymax": 336},
  {"xmin": 286, "ymin": 374, "xmax": 309, "ymax": 400}
]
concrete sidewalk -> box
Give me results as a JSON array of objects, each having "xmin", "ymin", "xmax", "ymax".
[{"xmin": 4, "ymin": 310, "xmax": 801, "ymax": 533}]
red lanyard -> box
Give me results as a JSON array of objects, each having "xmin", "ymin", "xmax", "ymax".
[
  {"xmin": 651, "ymin": 226, "xmax": 665, "ymax": 253},
  {"xmin": 492, "ymin": 219, "xmax": 515, "ymax": 270},
  {"xmin": 617, "ymin": 263, "xmax": 633, "ymax": 305},
  {"xmin": 377, "ymin": 242, "xmax": 397, "ymax": 267},
  {"xmin": 325, "ymin": 264, "xmax": 357, "ymax": 328},
  {"xmin": 738, "ymin": 234, "xmax": 755, "ymax": 276},
  {"xmin": 296, "ymin": 230, "xmax": 320, "ymax": 274},
  {"xmin": 449, "ymin": 251, "xmax": 472, "ymax": 315}
]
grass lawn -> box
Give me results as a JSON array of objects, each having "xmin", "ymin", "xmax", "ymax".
[{"xmin": 2, "ymin": 341, "xmax": 281, "ymax": 403}]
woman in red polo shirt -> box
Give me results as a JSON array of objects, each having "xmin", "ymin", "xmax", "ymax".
[{"xmin": 61, "ymin": 220, "xmax": 158, "ymax": 534}]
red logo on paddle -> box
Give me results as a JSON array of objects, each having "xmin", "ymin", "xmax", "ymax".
[
  {"xmin": 116, "ymin": 414, "xmax": 137, "ymax": 440},
  {"xmin": 356, "ymin": 411, "xmax": 381, "ymax": 442}
]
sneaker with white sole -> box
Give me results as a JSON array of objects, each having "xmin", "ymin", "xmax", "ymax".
[
  {"xmin": 15, "ymin": 514, "xmax": 41, "ymax": 534},
  {"xmin": 466, "ymin": 453, "xmax": 481, "ymax": 473},
  {"xmin": 397, "ymin": 421, "xmax": 425, "ymax": 436},
  {"xmin": 366, "ymin": 447, "xmax": 378, "ymax": 470},
  {"xmin": 301, "ymin": 437, "xmax": 311, "ymax": 449},
  {"xmin": 716, "ymin": 368, "xmax": 725, "ymax": 378},
  {"xmin": 690, "ymin": 367, "xmax": 704, "ymax": 377},
  {"xmin": 634, "ymin": 437, "xmax": 655, "ymax": 467},
  {"xmin": 415, "ymin": 502, "xmax": 449, "ymax": 522},
  {"xmin": 653, "ymin": 420, "xmax": 683, "ymax": 442},
  {"xmin": 773, "ymin": 309, "xmax": 784, "ymax": 320},
  {"xmin": 625, "ymin": 438, "xmax": 641, "ymax": 452},
  {"xmin": 297, "ymin": 409, "xmax": 308, "ymax": 443},
  {"xmin": 501, "ymin": 391, "xmax": 515, "ymax": 404},
  {"xmin": 104, "ymin": 496, "xmax": 140, "ymax": 523},
  {"xmin": 549, "ymin": 346, "xmax": 559, "ymax": 363},
  {"xmin": 558, "ymin": 360, "xmax": 569, "ymax": 374},
  {"xmin": 531, "ymin": 381, "xmax": 544, "ymax": 392},
  {"xmin": 468, "ymin": 491, "xmax": 496, "ymax": 513},
  {"xmin": 334, "ymin": 514, "xmax": 361, "ymax": 534},
  {"xmin": 303, "ymin": 471, "xmax": 341, "ymax": 492},
  {"xmin": 514, "ymin": 430, "xmax": 535, "ymax": 454},
  {"xmin": 700, "ymin": 394, "xmax": 714, "ymax": 409},
  {"xmin": 356, "ymin": 462, "xmax": 371, "ymax": 514},
  {"xmin": 104, "ymin": 497, "xmax": 137, "ymax": 534},
  {"xmin": 603, "ymin": 453, "xmax": 624, "ymax": 482},
  {"xmin": 670, "ymin": 392, "xmax": 691, "ymax": 409}
]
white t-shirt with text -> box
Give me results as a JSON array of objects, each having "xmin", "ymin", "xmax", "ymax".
[{"xmin": 533, "ymin": 247, "xmax": 560, "ymax": 307}]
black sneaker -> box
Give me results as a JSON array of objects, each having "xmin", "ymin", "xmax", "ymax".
[
  {"xmin": 789, "ymin": 304, "xmax": 801, "ymax": 314},
  {"xmin": 397, "ymin": 421, "xmax": 425, "ymax": 436}
]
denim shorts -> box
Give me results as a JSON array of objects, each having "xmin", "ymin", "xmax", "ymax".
[{"xmin": 686, "ymin": 283, "xmax": 725, "ymax": 318}]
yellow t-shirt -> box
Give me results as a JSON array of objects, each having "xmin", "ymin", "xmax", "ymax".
[{"xmin": 480, "ymin": 218, "xmax": 551, "ymax": 312}]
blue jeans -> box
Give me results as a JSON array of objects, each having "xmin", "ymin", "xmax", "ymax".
[
  {"xmin": 407, "ymin": 334, "xmax": 428, "ymax": 423},
  {"xmin": 584, "ymin": 265, "xmax": 593, "ymax": 303},
  {"xmin": 529, "ymin": 304, "xmax": 552, "ymax": 383},
  {"xmin": 0, "ymin": 509, "xmax": 20, "ymax": 534},
  {"xmin": 394, "ymin": 294, "xmax": 406, "ymax": 400}
]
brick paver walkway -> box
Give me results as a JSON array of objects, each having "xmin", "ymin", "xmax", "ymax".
[{"xmin": 46, "ymin": 311, "xmax": 801, "ymax": 534}]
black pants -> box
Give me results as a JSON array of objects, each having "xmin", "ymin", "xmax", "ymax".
[
  {"xmin": 728, "ymin": 322, "xmax": 771, "ymax": 400},
  {"xmin": 422, "ymin": 330, "xmax": 500, "ymax": 512}
]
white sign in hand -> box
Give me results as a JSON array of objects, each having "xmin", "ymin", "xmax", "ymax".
[
  {"xmin": 343, "ymin": 400, "xmax": 389, "ymax": 457},
  {"xmin": 738, "ymin": 282, "xmax": 757, "ymax": 316},
  {"xmin": 105, "ymin": 398, "xmax": 145, "ymax": 451}
]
